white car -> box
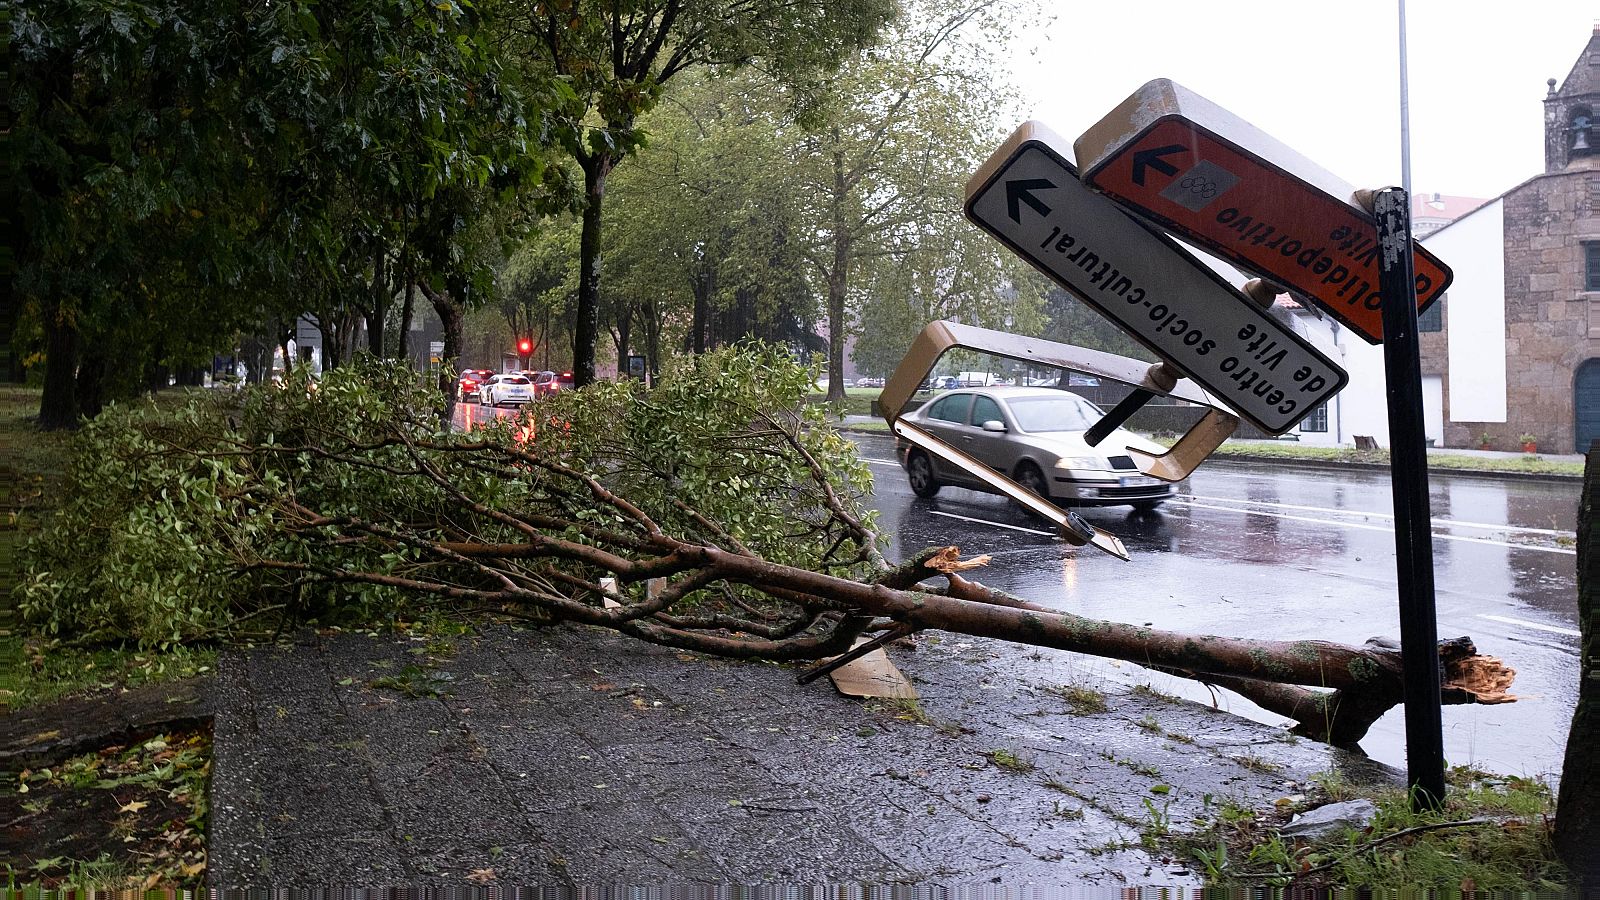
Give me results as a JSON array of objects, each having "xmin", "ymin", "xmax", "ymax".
[{"xmin": 479, "ymin": 373, "xmax": 534, "ymax": 407}]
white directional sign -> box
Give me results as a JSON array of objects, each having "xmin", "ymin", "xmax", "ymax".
[{"xmin": 965, "ymin": 121, "xmax": 1347, "ymax": 435}]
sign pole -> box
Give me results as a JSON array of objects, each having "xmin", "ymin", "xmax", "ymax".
[{"xmin": 1374, "ymin": 186, "xmax": 1446, "ymax": 810}]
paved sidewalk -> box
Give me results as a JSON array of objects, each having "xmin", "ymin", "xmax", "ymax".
[{"xmin": 209, "ymin": 624, "xmax": 1396, "ymax": 887}]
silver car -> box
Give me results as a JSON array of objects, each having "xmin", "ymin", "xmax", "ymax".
[{"xmin": 894, "ymin": 386, "xmax": 1179, "ymax": 510}]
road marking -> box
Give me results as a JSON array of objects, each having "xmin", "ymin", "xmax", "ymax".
[
  {"xmin": 1185, "ymin": 493, "xmax": 1575, "ymax": 538},
  {"xmin": 1171, "ymin": 499, "xmax": 1576, "ymax": 555},
  {"xmin": 927, "ymin": 510, "xmax": 1056, "ymax": 537},
  {"xmin": 1477, "ymin": 614, "xmax": 1581, "ymax": 637},
  {"xmin": 863, "ymin": 457, "xmax": 901, "ymax": 467}
]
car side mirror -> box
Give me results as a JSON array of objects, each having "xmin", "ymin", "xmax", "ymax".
[{"xmin": 981, "ymin": 420, "xmax": 1007, "ymax": 432}]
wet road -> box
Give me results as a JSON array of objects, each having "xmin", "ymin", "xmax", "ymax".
[
  {"xmin": 849, "ymin": 432, "xmax": 1582, "ymax": 779},
  {"xmin": 451, "ymin": 401, "xmax": 1580, "ymax": 777}
]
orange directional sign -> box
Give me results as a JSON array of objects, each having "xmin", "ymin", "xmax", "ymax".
[
  {"xmin": 1075, "ymin": 80, "xmax": 1452, "ymax": 345},
  {"xmin": 964, "ymin": 122, "xmax": 1346, "ymax": 435}
]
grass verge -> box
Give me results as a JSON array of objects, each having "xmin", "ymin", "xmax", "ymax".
[
  {"xmin": 1177, "ymin": 766, "xmax": 1565, "ymax": 890},
  {"xmin": 1210, "ymin": 440, "xmax": 1583, "ymax": 477}
]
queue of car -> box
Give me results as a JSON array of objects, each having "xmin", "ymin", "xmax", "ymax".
[{"xmin": 455, "ymin": 369, "xmax": 577, "ymax": 407}]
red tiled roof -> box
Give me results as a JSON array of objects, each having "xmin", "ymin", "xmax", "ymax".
[{"xmin": 1411, "ymin": 193, "xmax": 1489, "ymax": 222}]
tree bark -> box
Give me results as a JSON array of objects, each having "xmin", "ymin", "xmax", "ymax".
[
  {"xmin": 825, "ymin": 146, "xmax": 849, "ymax": 403},
  {"xmin": 398, "ymin": 280, "xmax": 416, "ymax": 366},
  {"xmin": 38, "ymin": 302, "xmax": 81, "ymax": 430},
  {"xmin": 573, "ymin": 152, "xmax": 615, "ymax": 386},
  {"xmin": 421, "ymin": 283, "xmax": 464, "ymax": 418},
  {"xmin": 367, "ymin": 250, "xmax": 388, "ymax": 358},
  {"xmin": 1556, "ymin": 441, "xmax": 1600, "ymax": 887},
  {"xmin": 75, "ymin": 342, "xmax": 110, "ymax": 419}
]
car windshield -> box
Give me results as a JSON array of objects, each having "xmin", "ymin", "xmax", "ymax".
[
  {"xmin": 1005, "ymin": 395, "xmax": 1103, "ymax": 433},
  {"xmin": 500, "ymin": 376, "xmax": 529, "ymax": 385}
]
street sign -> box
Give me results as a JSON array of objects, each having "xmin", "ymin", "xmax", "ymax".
[
  {"xmin": 965, "ymin": 121, "xmax": 1347, "ymax": 435},
  {"xmin": 1074, "ymin": 79, "xmax": 1453, "ymax": 345}
]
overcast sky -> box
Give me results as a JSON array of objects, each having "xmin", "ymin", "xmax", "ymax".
[{"xmin": 1009, "ymin": 1, "xmax": 1597, "ymax": 200}]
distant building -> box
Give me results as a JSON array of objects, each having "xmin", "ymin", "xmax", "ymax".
[{"xmin": 1403, "ymin": 24, "xmax": 1600, "ymax": 453}]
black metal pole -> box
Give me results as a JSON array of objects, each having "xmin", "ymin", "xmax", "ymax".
[{"xmin": 1374, "ymin": 187, "xmax": 1446, "ymax": 810}]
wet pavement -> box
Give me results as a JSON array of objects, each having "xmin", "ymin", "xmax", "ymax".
[
  {"xmin": 847, "ymin": 432, "xmax": 1583, "ymax": 779},
  {"xmin": 209, "ymin": 626, "xmax": 1395, "ymax": 887}
]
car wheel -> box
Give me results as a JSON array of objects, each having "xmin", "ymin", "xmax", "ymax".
[
  {"xmin": 906, "ymin": 451, "xmax": 941, "ymax": 498},
  {"xmin": 1013, "ymin": 461, "xmax": 1052, "ymax": 503}
]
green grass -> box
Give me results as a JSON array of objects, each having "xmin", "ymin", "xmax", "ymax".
[
  {"xmin": 1204, "ymin": 439, "xmax": 1584, "ymax": 477},
  {"xmin": 1176, "ymin": 766, "xmax": 1566, "ymax": 890}
]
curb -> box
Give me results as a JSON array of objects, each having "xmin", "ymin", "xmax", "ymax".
[
  {"xmin": 1204, "ymin": 453, "xmax": 1583, "ymax": 484},
  {"xmin": 837, "ymin": 425, "xmax": 1582, "ymax": 484},
  {"xmin": 0, "ymin": 676, "xmax": 214, "ymax": 769}
]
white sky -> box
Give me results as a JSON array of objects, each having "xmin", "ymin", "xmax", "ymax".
[{"xmin": 1010, "ymin": 1, "xmax": 1598, "ymax": 200}]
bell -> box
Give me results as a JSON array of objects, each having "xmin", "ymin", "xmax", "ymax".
[{"xmin": 1574, "ymin": 129, "xmax": 1592, "ymax": 151}]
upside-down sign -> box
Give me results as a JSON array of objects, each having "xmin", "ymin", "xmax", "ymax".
[
  {"xmin": 964, "ymin": 121, "xmax": 1346, "ymax": 435},
  {"xmin": 1074, "ymin": 79, "xmax": 1452, "ymax": 345}
]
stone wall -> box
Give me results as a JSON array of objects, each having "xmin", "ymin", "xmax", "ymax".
[{"xmin": 1447, "ymin": 170, "xmax": 1600, "ymax": 454}]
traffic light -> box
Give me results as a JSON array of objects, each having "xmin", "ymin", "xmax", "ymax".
[{"xmin": 518, "ymin": 338, "xmax": 533, "ymax": 355}]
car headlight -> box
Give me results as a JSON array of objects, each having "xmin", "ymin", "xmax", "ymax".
[{"xmin": 1055, "ymin": 456, "xmax": 1106, "ymax": 470}]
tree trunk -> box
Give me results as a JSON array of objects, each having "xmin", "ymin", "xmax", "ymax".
[
  {"xmin": 38, "ymin": 303, "xmax": 81, "ymax": 429},
  {"xmin": 76, "ymin": 343, "xmax": 109, "ymax": 419},
  {"xmin": 367, "ymin": 250, "xmax": 388, "ymax": 358},
  {"xmin": 691, "ymin": 269, "xmax": 711, "ymax": 355},
  {"xmin": 421, "ymin": 283, "xmax": 464, "ymax": 419},
  {"xmin": 825, "ymin": 147, "xmax": 849, "ymax": 403},
  {"xmin": 573, "ymin": 152, "xmax": 615, "ymax": 387},
  {"xmin": 1556, "ymin": 441, "xmax": 1600, "ymax": 887},
  {"xmin": 398, "ymin": 280, "xmax": 416, "ymax": 367},
  {"xmin": 614, "ymin": 302, "xmax": 632, "ymax": 374}
]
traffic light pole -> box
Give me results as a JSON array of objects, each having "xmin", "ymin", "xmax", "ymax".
[{"xmin": 1373, "ymin": 187, "xmax": 1446, "ymax": 810}]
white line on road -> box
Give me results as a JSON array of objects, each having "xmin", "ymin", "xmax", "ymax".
[
  {"xmin": 863, "ymin": 457, "xmax": 901, "ymax": 467},
  {"xmin": 1185, "ymin": 494, "xmax": 1574, "ymax": 537},
  {"xmin": 1170, "ymin": 499, "xmax": 1577, "ymax": 555},
  {"xmin": 926, "ymin": 510, "xmax": 1056, "ymax": 537},
  {"xmin": 1476, "ymin": 614, "xmax": 1582, "ymax": 637}
]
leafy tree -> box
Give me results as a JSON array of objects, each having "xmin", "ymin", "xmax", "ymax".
[
  {"xmin": 602, "ymin": 72, "xmax": 820, "ymax": 374},
  {"xmin": 508, "ymin": 0, "xmax": 893, "ymax": 386},
  {"xmin": 780, "ymin": 0, "xmax": 1032, "ymax": 400}
]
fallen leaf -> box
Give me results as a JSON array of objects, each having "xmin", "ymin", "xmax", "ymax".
[
  {"xmin": 142, "ymin": 872, "xmax": 162, "ymax": 890},
  {"xmin": 119, "ymin": 800, "xmax": 151, "ymax": 814},
  {"xmin": 28, "ymin": 731, "xmax": 60, "ymax": 742},
  {"xmin": 466, "ymin": 868, "xmax": 496, "ymax": 884},
  {"xmin": 181, "ymin": 860, "xmax": 206, "ymax": 877}
]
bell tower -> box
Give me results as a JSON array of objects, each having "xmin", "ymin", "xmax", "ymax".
[{"xmin": 1544, "ymin": 22, "xmax": 1600, "ymax": 172}]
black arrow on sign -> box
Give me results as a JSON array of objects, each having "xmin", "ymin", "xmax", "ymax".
[
  {"xmin": 1131, "ymin": 144, "xmax": 1187, "ymax": 185},
  {"xmin": 1005, "ymin": 178, "xmax": 1055, "ymax": 223}
]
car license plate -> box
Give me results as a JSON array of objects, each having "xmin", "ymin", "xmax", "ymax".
[{"xmin": 1120, "ymin": 475, "xmax": 1159, "ymax": 487}]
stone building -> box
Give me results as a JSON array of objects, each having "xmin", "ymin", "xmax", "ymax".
[{"xmin": 1417, "ymin": 24, "xmax": 1600, "ymax": 454}]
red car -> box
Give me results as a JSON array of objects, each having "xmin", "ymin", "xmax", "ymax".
[
  {"xmin": 457, "ymin": 369, "xmax": 496, "ymax": 402},
  {"xmin": 531, "ymin": 371, "xmax": 575, "ymax": 398}
]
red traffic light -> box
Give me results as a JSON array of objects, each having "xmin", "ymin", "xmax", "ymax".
[{"xmin": 518, "ymin": 339, "xmax": 533, "ymax": 354}]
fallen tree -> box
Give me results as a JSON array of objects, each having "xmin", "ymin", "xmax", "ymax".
[{"xmin": 20, "ymin": 348, "xmax": 1514, "ymax": 747}]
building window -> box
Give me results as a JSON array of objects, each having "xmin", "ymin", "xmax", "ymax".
[
  {"xmin": 1418, "ymin": 297, "xmax": 1444, "ymax": 332},
  {"xmin": 1301, "ymin": 403, "xmax": 1328, "ymax": 433},
  {"xmin": 1588, "ymin": 242, "xmax": 1600, "ymax": 292}
]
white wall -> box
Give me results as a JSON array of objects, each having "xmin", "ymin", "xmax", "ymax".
[
  {"xmin": 1423, "ymin": 375, "xmax": 1444, "ymax": 444},
  {"xmin": 1426, "ymin": 199, "xmax": 1507, "ymax": 424},
  {"xmin": 1333, "ymin": 329, "xmax": 1390, "ymax": 447}
]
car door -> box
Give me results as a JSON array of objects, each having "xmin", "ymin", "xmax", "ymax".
[
  {"xmin": 962, "ymin": 394, "xmax": 1017, "ymax": 476},
  {"xmin": 918, "ymin": 393, "xmax": 975, "ymax": 484}
]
